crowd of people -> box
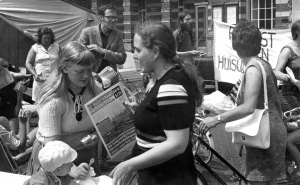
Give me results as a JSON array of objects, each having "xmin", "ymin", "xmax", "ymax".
[{"xmin": 0, "ymin": 2, "xmax": 300, "ymax": 185}]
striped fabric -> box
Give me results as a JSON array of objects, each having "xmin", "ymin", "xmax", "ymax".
[
  {"xmin": 227, "ymin": 79, "xmax": 241, "ymax": 104},
  {"xmin": 136, "ymin": 81, "xmax": 189, "ymax": 149},
  {"xmin": 136, "ymin": 129, "xmax": 167, "ymax": 149},
  {"xmin": 157, "ymin": 84, "xmax": 188, "ymax": 106},
  {"xmin": 0, "ymin": 125, "xmax": 20, "ymax": 150}
]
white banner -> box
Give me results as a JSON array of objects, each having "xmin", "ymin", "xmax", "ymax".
[{"xmin": 214, "ymin": 20, "xmax": 291, "ymax": 84}]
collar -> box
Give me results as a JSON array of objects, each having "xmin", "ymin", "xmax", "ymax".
[{"xmin": 99, "ymin": 24, "xmax": 113, "ymax": 36}]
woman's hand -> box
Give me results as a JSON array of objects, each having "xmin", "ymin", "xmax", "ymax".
[
  {"xmin": 109, "ymin": 161, "xmax": 134, "ymax": 185},
  {"xmin": 18, "ymin": 108, "xmax": 30, "ymax": 124},
  {"xmin": 69, "ymin": 163, "xmax": 90, "ymax": 180},
  {"xmin": 83, "ymin": 134, "xmax": 99, "ymax": 149},
  {"xmin": 122, "ymin": 86, "xmax": 138, "ymax": 108},
  {"xmin": 281, "ymin": 73, "xmax": 290, "ymax": 82},
  {"xmin": 199, "ymin": 116, "xmax": 218, "ymax": 135},
  {"xmin": 34, "ymin": 73, "xmax": 45, "ymax": 82}
]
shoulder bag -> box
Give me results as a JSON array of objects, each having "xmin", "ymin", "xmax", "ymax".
[{"xmin": 225, "ymin": 60, "xmax": 270, "ymax": 149}]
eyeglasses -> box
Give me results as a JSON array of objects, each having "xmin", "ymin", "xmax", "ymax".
[{"xmin": 104, "ymin": 16, "xmax": 118, "ymax": 21}]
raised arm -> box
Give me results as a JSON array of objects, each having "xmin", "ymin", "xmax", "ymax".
[
  {"xmin": 274, "ymin": 47, "xmax": 291, "ymax": 82},
  {"xmin": 17, "ymin": 109, "xmax": 30, "ymax": 153}
]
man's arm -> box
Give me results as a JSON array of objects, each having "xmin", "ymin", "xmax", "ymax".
[{"xmin": 102, "ymin": 32, "xmax": 126, "ymax": 65}]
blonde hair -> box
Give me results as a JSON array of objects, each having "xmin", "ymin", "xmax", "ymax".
[{"xmin": 37, "ymin": 41, "xmax": 98, "ymax": 108}]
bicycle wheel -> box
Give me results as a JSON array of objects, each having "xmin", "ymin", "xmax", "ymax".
[{"xmin": 192, "ymin": 132, "xmax": 213, "ymax": 164}]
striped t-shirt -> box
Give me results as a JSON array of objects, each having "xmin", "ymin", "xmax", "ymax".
[{"xmin": 134, "ymin": 67, "xmax": 195, "ymax": 150}]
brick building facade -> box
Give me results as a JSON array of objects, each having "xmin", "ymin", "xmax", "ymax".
[{"xmin": 70, "ymin": 0, "xmax": 294, "ymax": 56}]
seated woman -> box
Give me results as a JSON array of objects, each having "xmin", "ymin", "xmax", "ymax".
[
  {"xmin": 0, "ymin": 109, "xmax": 37, "ymax": 156},
  {"xmin": 26, "ymin": 41, "xmax": 103, "ymax": 180}
]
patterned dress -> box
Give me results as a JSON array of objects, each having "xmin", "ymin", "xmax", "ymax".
[{"xmin": 238, "ymin": 58, "xmax": 287, "ymax": 181}]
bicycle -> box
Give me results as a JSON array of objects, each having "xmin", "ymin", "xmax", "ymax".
[
  {"xmin": 192, "ymin": 111, "xmax": 214, "ymax": 164},
  {"xmin": 192, "ymin": 111, "xmax": 248, "ymax": 185},
  {"xmin": 277, "ymin": 107, "xmax": 300, "ymax": 184}
]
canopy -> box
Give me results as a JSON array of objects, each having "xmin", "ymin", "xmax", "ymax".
[{"xmin": 0, "ymin": 0, "xmax": 99, "ymax": 67}]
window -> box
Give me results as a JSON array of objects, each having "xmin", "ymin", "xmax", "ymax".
[
  {"xmin": 212, "ymin": 4, "xmax": 238, "ymax": 25},
  {"xmin": 227, "ymin": 6, "xmax": 237, "ymax": 25},
  {"xmin": 195, "ymin": 5, "xmax": 208, "ymax": 48},
  {"xmin": 138, "ymin": 0, "xmax": 146, "ymax": 24},
  {"xmin": 213, "ymin": 7, "xmax": 222, "ymax": 22},
  {"xmin": 178, "ymin": 0, "xmax": 184, "ymax": 12},
  {"xmin": 251, "ymin": 0, "xmax": 276, "ymax": 29}
]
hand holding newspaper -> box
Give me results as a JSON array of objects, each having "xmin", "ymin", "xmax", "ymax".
[{"xmin": 286, "ymin": 67, "xmax": 300, "ymax": 90}]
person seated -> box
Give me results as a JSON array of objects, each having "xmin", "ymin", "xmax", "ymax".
[
  {"xmin": 0, "ymin": 58, "xmax": 31, "ymax": 135},
  {"xmin": 27, "ymin": 141, "xmax": 81, "ymax": 185},
  {"xmin": 0, "ymin": 109, "xmax": 37, "ymax": 156}
]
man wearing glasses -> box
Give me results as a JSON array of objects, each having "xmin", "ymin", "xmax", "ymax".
[
  {"xmin": 78, "ymin": 3, "xmax": 126, "ymax": 172},
  {"xmin": 173, "ymin": 10, "xmax": 203, "ymax": 57},
  {"xmin": 78, "ymin": 3, "xmax": 126, "ymax": 85}
]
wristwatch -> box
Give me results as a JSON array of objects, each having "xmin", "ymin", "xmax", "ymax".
[{"xmin": 217, "ymin": 115, "xmax": 222, "ymax": 123}]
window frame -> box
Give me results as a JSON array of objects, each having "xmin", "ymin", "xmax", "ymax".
[
  {"xmin": 138, "ymin": 0, "xmax": 146, "ymax": 24},
  {"xmin": 251, "ymin": 0, "xmax": 276, "ymax": 30},
  {"xmin": 212, "ymin": 3, "xmax": 238, "ymax": 25}
]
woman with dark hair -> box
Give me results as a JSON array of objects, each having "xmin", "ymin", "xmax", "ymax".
[
  {"xmin": 110, "ymin": 22, "xmax": 203, "ymax": 185},
  {"xmin": 200, "ymin": 20, "xmax": 286, "ymax": 185},
  {"xmin": 25, "ymin": 27, "xmax": 60, "ymax": 102},
  {"xmin": 173, "ymin": 10, "xmax": 203, "ymax": 57},
  {"xmin": 26, "ymin": 41, "xmax": 103, "ymax": 179},
  {"xmin": 274, "ymin": 20, "xmax": 300, "ymax": 180},
  {"xmin": 274, "ymin": 20, "xmax": 300, "ymax": 114}
]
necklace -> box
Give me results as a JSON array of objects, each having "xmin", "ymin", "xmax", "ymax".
[{"xmin": 68, "ymin": 86, "xmax": 86, "ymax": 121}]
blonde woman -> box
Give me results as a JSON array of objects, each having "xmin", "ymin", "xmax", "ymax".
[{"xmin": 27, "ymin": 41, "xmax": 103, "ymax": 179}]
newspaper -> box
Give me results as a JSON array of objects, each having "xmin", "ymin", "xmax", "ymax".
[
  {"xmin": 85, "ymin": 82, "xmax": 136, "ymax": 159},
  {"xmin": 286, "ymin": 67, "xmax": 300, "ymax": 89}
]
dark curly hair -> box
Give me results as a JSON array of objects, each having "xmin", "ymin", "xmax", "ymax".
[
  {"xmin": 232, "ymin": 20, "xmax": 261, "ymax": 58},
  {"xmin": 97, "ymin": 3, "xmax": 117, "ymax": 16},
  {"xmin": 37, "ymin": 27, "xmax": 55, "ymax": 45},
  {"xmin": 291, "ymin": 20, "xmax": 300, "ymax": 40}
]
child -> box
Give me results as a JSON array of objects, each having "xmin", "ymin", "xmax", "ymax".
[
  {"xmin": 0, "ymin": 109, "xmax": 37, "ymax": 155},
  {"xmin": 28, "ymin": 141, "xmax": 79, "ymax": 185}
]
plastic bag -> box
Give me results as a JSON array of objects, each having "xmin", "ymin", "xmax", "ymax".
[{"xmin": 201, "ymin": 90, "xmax": 236, "ymax": 114}]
